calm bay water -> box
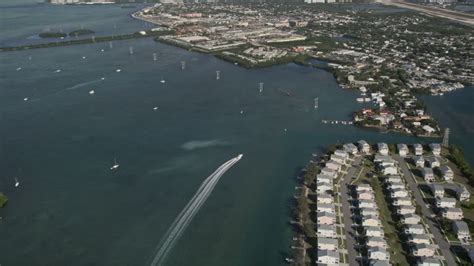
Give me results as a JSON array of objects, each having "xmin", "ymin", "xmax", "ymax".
[{"xmin": 0, "ymin": 2, "xmax": 472, "ymax": 266}]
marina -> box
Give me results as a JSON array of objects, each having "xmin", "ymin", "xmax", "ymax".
[{"xmin": 321, "ymin": 120, "xmax": 354, "ymax": 125}]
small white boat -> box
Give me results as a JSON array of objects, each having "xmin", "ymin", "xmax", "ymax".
[
  {"xmin": 153, "ymin": 107, "xmax": 159, "ymax": 111},
  {"xmin": 240, "ymin": 110, "xmax": 244, "ymax": 114},
  {"xmin": 89, "ymin": 90, "xmax": 95, "ymax": 95},
  {"xmin": 101, "ymin": 77, "xmax": 105, "ymax": 80},
  {"xmin": 284, "ymin": 128, "xmax": 287, "ymax": 132},
  {"xmin": 116, "ymin": 69, "xmax": 121, "ymax": 73},
  {"xmin": 237, "ymin": 154, "xmax": 243, "ymax": 160},
  {"xmin": 82, "ymin": 56, "xmax": 86, "ymax": 59},
  {"xmin": 28, "ymin": 56, "xmax": 32, "ymax": 60},
  {"xmin": 160, "ymin": 78, "xmax": 166, "ymax": 84},
  {"xmin": 14, "ymin": 177, "xmax": 20, "ymax": 188},
  {"xmin": 54, "ymin": 69, "xmax": 61, "ymax": 73},
  {"xmin": 110, "ymin": 158, "xmax": 120, "ymax": 170},
  {"xmin": 101, "ymin": 49, "xmax": 105, "ymax": 52},
  {"xmin": 16, "ymin": 67, "xmax": 22, "ymax": 71},
  {"xmin": 23, "ymin": 97, "xmax": 29, "ymax": 101}
]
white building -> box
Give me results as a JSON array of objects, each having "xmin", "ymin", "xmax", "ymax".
[
  {"xmin": 414, "ymin": 156, "xmax": 425, "ymax": 168},
  {"xmin": 436, "ymin": 197, "xmax": 457, "ymax": 208},
  {"xmin": 343, "ymin": 143, "xmax": 358, "ymax": 154},
  {"xmin": 413, "ymin": 144, "xmax": 423, "ymax": 156},
  {"xmin": 405, "ymin": 224, "xmax": 425, "ymax": 235},
  {"xmin": 317, "ymin": 211, "xmax": 337, "ymax": 225},
  {"xmin": 377, "ymin": 143, "xmax": 389, "ymax": 155},
  {"xmin": 317, "ymin": 203, "xmax": 336, "ymax": 214},
  {"xmin": 426, "ymin": 157, "xmax": 440, "ymax": 168},
  {"xmin": 365, "ymin": 226, "xmax": 385, "ymax": 237},
  {"xmin": 368, "ymin": 247, "xmax": 390, "ymax": 261},
  {"xmin": 401, "ymin": 213, "xmax": 421, "ymax": 225},
  {"xmin": 317, "ymin": 224, "xmax": 337, "ymax": 238},
  {"xmin": 393, "ymin": 197, "xmax": 412, "ymax": 206},
  {"xmin": 359, "ymin": 199, "xmax": 377, "ymax": 209},
  {"xmin": 453, "ymin": 221, "xmax": 471, "ymax": 241},
  {"xmin": 318, "ymin": 237, "xmax": 338, "ymax": 251},
  {"xmin": 391, "ymin": 188, "xmax": 409, "ymax": 198},
  {"xmin": 397, "ymin": 205, "xmax": 416, "ymax": 215},
  {"xmin": 362, "ymin": 215, "xmax": 382, "ymax": 227},
  {"xmin": 366, "ymin": 236, "xmax": 387, "ymax": 248},
  {"xmin": 441, "ymin": 207, "xmax": 463, "ymax": 220},
  {"xmin": 317, "ymin": 249, "xmax": 340, "ymax": 265},
  {"xmin": 430, "ymin": 184, "xmax": 444, "ymax": 198},
  {"xmin": 456, "ymin": 185, "xmax": 471, "ymax": 202},
  {"xmin": 429, "ymin": 143, "xmax": 441, "ymax": 156},
  {"xmin": 423, "ymin": 168, "xmax": 435, "ymax": 182},
  {"xmin": 358, "ymin": 140, "xmax": 371, "ymax": 153},
  {"xmin": 397, "ymin": 143, "xmax": 409, "ymax": 157},
  {"xmin": 317, "ymin": 182, "xmax": 333, "ymax": 194},
  {"xmin": 417, "ymin": 257, "xmax": 441, "ymax": 266},
  {"xmin": 440, "ymin": 166, "xmax": 454, "ymax": 181},
  {"xmin": 382, "ymin": 165, "xmax": 398, "ymax": 176},
  {"xmin": 317, "ymin": 193, "xmax": 334, "ymax": 204}
]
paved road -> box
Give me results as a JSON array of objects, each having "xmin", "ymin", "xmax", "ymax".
[
  {"xmin": 339, "ymin": 156, "xmax": 362, "ymax": 266},
  {"xmin": 380, "ymin": 1, "xmax": 474, "ymax": 26},
  {"xmin": 395, "ymin": 155, "xmax": 457, "ymax": 266}
]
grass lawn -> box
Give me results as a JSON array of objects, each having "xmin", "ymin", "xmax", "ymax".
[{"xmin": 371, "ymin": 176, "xmax": 410, "ymax": 265}]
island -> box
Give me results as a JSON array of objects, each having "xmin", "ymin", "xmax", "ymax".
[
  {"xmin": 134, "ymin": 3, "xmax": 473, "ymax": 137},
  {"xmin": 39, "ymin": 32, "xmax": 68, "ymax": 38},
  {"xmin": 69, "ymin": 29, "xmax": 95, "ymax": 37},
  {"xmin": 0, "ymin": 193, "xmax": 8, "ymax": 208},
  {"xmin": 292, "ymin": 141, "xmax": 474, "ymax": 265}
]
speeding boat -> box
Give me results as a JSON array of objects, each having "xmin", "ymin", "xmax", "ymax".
[
  {"xmin": 110, "ymin": 159, "xmax": 120, "ymax": 170},
  {"xmin": 237, "ymin": 154, "xmax": 243, "ymax": 160}
]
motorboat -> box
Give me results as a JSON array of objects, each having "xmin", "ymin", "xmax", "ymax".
[{"xmin": 110, "ymin": 159, "xmax": 120, "ymax": 170}]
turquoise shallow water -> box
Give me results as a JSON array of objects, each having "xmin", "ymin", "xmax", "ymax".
[{"xmin": 0, "ymin": 2, "xmax": 473, "ymax": 266}]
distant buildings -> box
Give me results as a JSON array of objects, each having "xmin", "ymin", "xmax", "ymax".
[{"xmin": 50, "ymin": 0, "xmax": 114, "ymax": 4}]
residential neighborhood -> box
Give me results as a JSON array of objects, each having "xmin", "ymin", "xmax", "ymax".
[{"xmin": 293, "ymin": 141, "xmax": 474, "ymax": 265}]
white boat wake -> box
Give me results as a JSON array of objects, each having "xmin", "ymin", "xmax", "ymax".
[
  {"xmin": 30, "ymin": 79, "xmax": 103, "ymax": 102},
  {"xmin": 149, "ymin": 154, "xmax": 243, "ymax": 266}
]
